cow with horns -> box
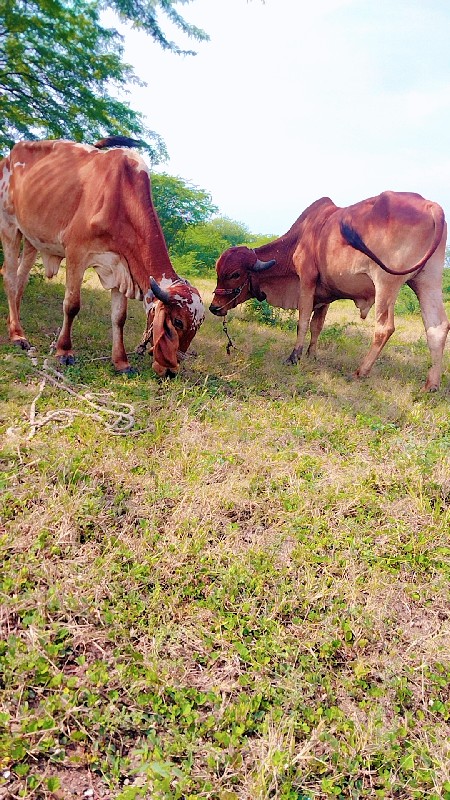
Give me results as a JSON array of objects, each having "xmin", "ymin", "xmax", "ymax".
[
  {"xmin": 0, "ymin": 136, "xmax": 205, "ymax": 377},
  {"xmin": 210, "ymin": 192, "xmax": 448, "ymax": 391}
]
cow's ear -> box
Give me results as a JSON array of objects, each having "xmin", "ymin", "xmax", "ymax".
[
  {"xmin": 152, "ymin": 304, "xmax": 179, "ymax": 372},
  {"xmin": 249, "ymin": 258, "xmax": 276, "ymax": 273}
]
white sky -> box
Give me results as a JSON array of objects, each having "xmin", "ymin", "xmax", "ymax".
[{"xmin": 108, "ymin": 0, "xmax": 450, "ymax": 235}]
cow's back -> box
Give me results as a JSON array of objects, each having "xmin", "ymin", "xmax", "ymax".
[
  {"xmin": 9, "ymin": 141, "xmax": 104, "ymax": 243},
  {"xmin": 315, "ymin": 191, "xmax": 445, "ymax": 284}
]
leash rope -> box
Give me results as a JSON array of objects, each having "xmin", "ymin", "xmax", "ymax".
[
  {"xmin": 7, "ymin": 345, "xmax": 146, "ymax": 440},
  {"xmin": 222, "ymin": 317, "xmax": 237, "ymax": 356}
]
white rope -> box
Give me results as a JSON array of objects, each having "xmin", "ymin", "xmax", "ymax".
[{"xmin": 7, "ymin": 345, "xmax": 147, "ymax": 440}]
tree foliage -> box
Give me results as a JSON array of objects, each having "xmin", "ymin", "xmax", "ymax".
[
  {"xmin": 109, "ymin": 0, "xmax": 208, "ymax": 55},
  {"xmin": 206, "ymin": 217, "xmax": 252, "ymax": 247},
  {"xmin": 171, "ymin": 217, "xmax": 267, "ymax": 276},
  {"xmin": 0, "ymin": 0, "xmax": 207, "ymax": 156},
  {"xmin": 151, "ymin": 172, "xmax": 218, "ymax": 250}
]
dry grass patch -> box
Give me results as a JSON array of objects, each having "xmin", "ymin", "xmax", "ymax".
[{"xmin": 0, "ymin": 271, "xmax": 449, "ymax": 799}]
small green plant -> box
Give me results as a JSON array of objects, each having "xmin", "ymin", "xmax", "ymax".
[{"xmin": 245, "ymin": 298, "xmax": 297, "ymax": 330}]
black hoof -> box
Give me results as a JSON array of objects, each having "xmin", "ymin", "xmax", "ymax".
[
  {"xmin": 284, "ymin": 351, "xmax": 299, "ymax": 366},
  {"xmin": 58, "ymin": 354, "xmax": 76, "ymax": 366},
  {"xmin": 116, "ymin": 366, "xmax": 136, "ymax": 376},
  {"xmin": 14, "ymin": 338, "xmax": 31, "ymax": 351}
]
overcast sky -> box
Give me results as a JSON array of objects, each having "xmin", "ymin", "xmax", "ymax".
[{"xmin": 108, "ymin": 0, "xmax": 450, "ymax": 235}]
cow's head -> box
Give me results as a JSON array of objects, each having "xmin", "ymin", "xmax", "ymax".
[
  {"xmin": 209, "ymin": 246, "xmax": 276, "ymax": 316},
  {"xmin": 144, "ymin": 278, "xmax": 205, "ymax": 377}
]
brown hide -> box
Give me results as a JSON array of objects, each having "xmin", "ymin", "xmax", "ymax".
[
  {"xmin": 0, "ymin": 139, "xmax": 205, "ymax": 376},
  {"xmin": 211, "ymin": 191, "xmax": 448, "ymax": 390},
  {"xmin": 210, "ymin": 198, "xmax": 336, "ymax": 314}
]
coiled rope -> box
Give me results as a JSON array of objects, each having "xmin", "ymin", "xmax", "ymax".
[{"xmin": 7, "ymin": 345, "xmax": 146, "ymax": 440}]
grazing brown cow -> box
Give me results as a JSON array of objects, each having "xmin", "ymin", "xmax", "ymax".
[
  {"xmin": 210, "ymin": 192, "xmax": 448, "ymax": 390},
  {"xmin": 0, "ymin": 137, "xmax": 205, "ymax": 377}
]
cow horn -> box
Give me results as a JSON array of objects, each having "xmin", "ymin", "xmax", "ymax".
[
  {"xmin": 150, "ymin": 277, "xmax": 171, "ymax": 304},
  {"xmin": 249, "ymin": 258, "xmax": 276, "ymax": 273}
]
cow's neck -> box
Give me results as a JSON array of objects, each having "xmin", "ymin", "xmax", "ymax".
[
  {"xmin": 113, "ymin": 167, "xmax": 179, "ymax": 294},
  {"xmin": 126, "ymin": 203, "xmax": 179, "ymax": 293},
  {"xmin": 254, "ymin": 228, "xmax": 300, "ymax": 274},
  {"xmin": 247, "ymin": 198, "xmax": 338, "ymax": 311}
]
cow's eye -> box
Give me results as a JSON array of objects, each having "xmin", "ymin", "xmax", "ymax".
[
  {"xmin": 173, "ymin": 318, "xmax": 184, "ymax": 330},
  {"xmin": 229, "ymin": 271, "xmax": 240, "ymax": 280}
]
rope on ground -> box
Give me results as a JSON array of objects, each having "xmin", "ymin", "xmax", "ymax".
[{"xmin": 8, "ymin": 346, "xmax": 147, "ymax": 440}]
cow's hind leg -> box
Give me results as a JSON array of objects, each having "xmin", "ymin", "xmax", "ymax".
[
  {"xmin": 16, "ymin": 239, "xmax": 38, "ymax": 317},
  {"xmin": 56, "ymin": 259, "xmax": 83, "ymax": 365},
  {"xmin": 307, "ymin": 303, "xmax": 330, "ymax": 358},
  {"xmin": 2, "ymin": 230, "xmax": 31, "ymax": 348},
  {"xmin": 110, "ymin": 288, "xmax": 133, "ymax": 373},
  {"xmin": 354, "ymin": 284, "xmax": 400, "ymax": 379},
  {"xmin": 409, "ymin": 280, "xmax": 449, "ymax": 391}
]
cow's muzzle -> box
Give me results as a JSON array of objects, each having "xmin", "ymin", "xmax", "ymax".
[
  {"xmin": 152, "ymin": 360, "xmax": 179, "ymax": 378},
  {"xmin": 209, "ymin": 303, "xmax": 227, "ymax": 316}
]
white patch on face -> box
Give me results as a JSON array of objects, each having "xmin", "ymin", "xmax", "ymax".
[
  {"xmin": 142, "ymin": 276, "xmax": 204, "ymax": 329},
  {"xmin": 187, "ymin": 291, "xmax": 206, "ymax": 330},
  {"xmin": 143, "ymin": 275, "xmax": 175, "ymax": 313},
  {"xmin": 143, "ymin": 291, "xmax": 155, "ymax": 314},
  {"xmin": 159, "ymin": 275, "xmax": 175, "ymax": 290},
  {"xmin": 13, "ymin": 161, "xmax": 26, "ymax": 168}
]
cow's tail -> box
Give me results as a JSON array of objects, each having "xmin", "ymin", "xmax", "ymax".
[
  {"xmin": 340, "ymin": 204, "xmax": 446, "ymax": 277},
  {"xmin": 93, "ymin": 136, "xmax": 142, "ymax": 150}
]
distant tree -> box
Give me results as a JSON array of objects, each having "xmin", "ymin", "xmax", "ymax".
[
  {"xmin": 445, "ymin": 247, "xmax": 450, "ymax": 268},
  {"xmin": 207, "ymin": 217, "xmax": 252, "ymax": 247},
  {"xmin": 0, "ymin": 0, "xmax": 208, "ymax": 156},
  {"xmin": 207, "ymin": 218, "xmax": 278, "ymax": 249},
  {"xmin": 245, "ymin": 233, "xmax": 277, "ymax": 248},
  {"xmin": 170, "ymin": 218, "xmax": 279, "ymax": 276},
  {"xmin": 175, "ymin": 224, "xmax": 230, "ymax": 272},
  {"xmin": 151, "ymin": 173, "xmax": 218, "ymax": 251}
]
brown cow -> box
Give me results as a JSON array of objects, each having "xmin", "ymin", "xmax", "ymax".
[
  {"xmin": 210, "ymin": 192, "xmax": 448, "ymax": 390},
  {"xmin": 0, "ymin": 137, "xmax": 205, "ymax": 377}
]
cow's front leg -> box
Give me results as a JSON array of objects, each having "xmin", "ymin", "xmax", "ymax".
[
  {"xmin": 284, "ymin": 284, "xmax": 315, "ymax": 365},
  {"xmin": 56, "ymin": 261, "xmax": 83, "ymax": 365},
  {"xmin": 307, "ymin": 303, "xmax": 329, "ymax": 359},
  {"xmin": 110, "ymin": 288, "xmax": 133, "ymax": 373}
]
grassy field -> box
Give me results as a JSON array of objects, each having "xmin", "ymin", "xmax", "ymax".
[{"xmin": 0, "ymin": 268, "xmax": 449, "ymax": 800}]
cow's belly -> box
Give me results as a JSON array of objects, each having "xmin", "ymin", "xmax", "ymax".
[
  {"xmin": 17, "ymin": 233, "xmax": 65, "ymax": 278},
  {"xmin": 18, "ymin": 231, "xmax": 65, "ymax": 258},
  {"xmin": 317, "ymin": 263, "xmax": 375, "ymax": 304},
  {"xmin": 314, "ymin": 264, "xmax": 375, "ymax": 319},
  {"xmin": 262, "ymin": 277, "xmax": 299, "ymax": 310}
]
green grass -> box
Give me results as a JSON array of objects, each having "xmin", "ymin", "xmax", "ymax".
[{"xmin": 0, "ymin": 267, "xmax": 449, "ymax": 799}]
